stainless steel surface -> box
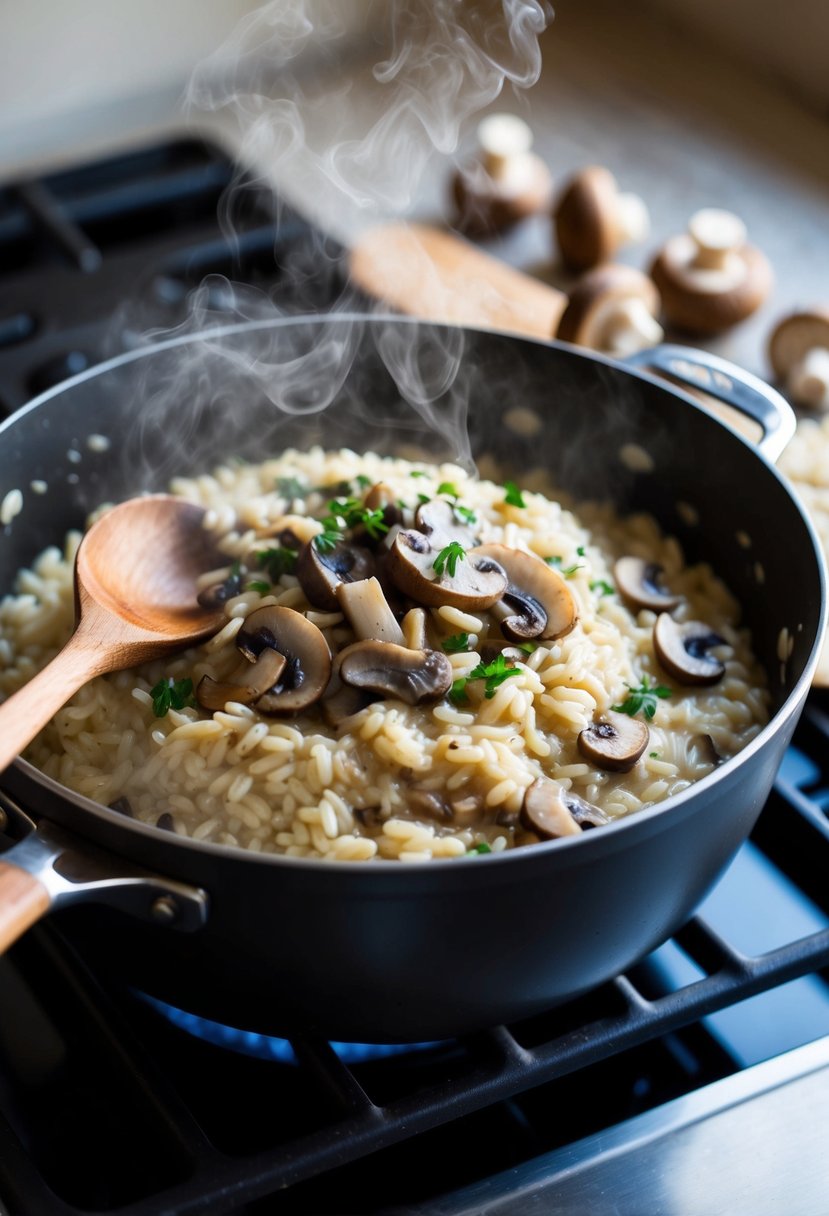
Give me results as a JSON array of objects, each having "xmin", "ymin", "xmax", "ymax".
[
  {"xmin": 0, "ymin": 793, "xmax": 208, "ymax": 932},
  {"xmin": 422, "ymin": 1035, "xmax": 829, "ymax": 1216}
]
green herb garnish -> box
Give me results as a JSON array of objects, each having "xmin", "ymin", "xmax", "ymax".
[
  {"xmin": 355, "ymin": 474, "xmax": 372, "ymax": 489},
  {"xmin": 151, "ymin": 677, "xmax": 195, "ymax": 718},
  {"xmin": 442, "ymin": 632, "xmax": 471, "ymax": 653},
  {"xmin": 449, "ymin": 654, "xmax": 522, "ymax": 704},
  {"xmin": 410, "ymin": 470, "xmax": 428, "ymax": 479},
  {"xmin": 437, "ymin": 481, "xmax": 460, "ymax": 501},
  {"xmin": 359, "ymin": 507, "xmax": 389, "ymax": 539},
  {"xmin": 649, "ymin": 752, "xmax": 660, "ymax": 759},
  {"xmin": 576, "ymin": 546, "xmax": 586, "ymax": 556},
  {"xmin": 433, "ymin": 541, "xmax": 466, "ymax": 578},
  {"xmin": 467, "ymin": 842, "xmax": 492, "ymax": 856},
  {"xmin": 503, "ymin": 481, "xmax": 526, "ymax": 508},
  {"xmin": 246, "ymin": 580, "xmax": 271, "ymax": 595},
  {"xmin": 454, "ymin": 504, "xmax": 477, "ymax": 526},
  {"xmin": 590, "ymin": 579, "xmax": 615, "ymax": 597},
  {"xmin": 314, "ymin": 529, "xmax": 342, "ymax": 553},
  {"xmin": 256, "ymin": 547, "xmax": 298, "ymax": 581},
  {"xmin": 276, "ymin": 476, "xmax": 305, "ymax": 499},
  {"xmin": 612, "ymin": 676, "xmax": 672, "ymax": 721},
  {"xmin": 417, "ymin": 493, "xmax": 431, "ymax": 504},
  {"xmin": 545, "ymin": 554, "xmax": 582, "ymax": 577}
]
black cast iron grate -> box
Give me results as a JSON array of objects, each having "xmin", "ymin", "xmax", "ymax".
[{"xmin": 1, "ymin": 695, "xmax": 829, "ymax": 1215}]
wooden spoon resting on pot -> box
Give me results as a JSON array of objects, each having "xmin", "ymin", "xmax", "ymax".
[{"xmin": 0, "ymin": 494, "xmax": 225, "ymax": 775}]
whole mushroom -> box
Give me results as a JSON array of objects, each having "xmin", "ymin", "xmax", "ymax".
[
  {"xmin": 554, "ymin": 166, "xmax": 650, "ymax": 272},
  {"xmin": 768, "ymin": 308, "xmax": 829, "ymax": 411},
  {"xmin": 557, "ymin": 264, "xmax": 663, "ymax": 356},
  {"xmin": 452, "ymin": 113, "xmax": 553, "ymax": 236},
  {"xmin": 650, "ymin": 208, "xmax": 772, "ymax": 334}
]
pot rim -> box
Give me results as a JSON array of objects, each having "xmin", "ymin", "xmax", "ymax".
[{"xmin": 2, "ymin": 312, "xmax": 825, "ymax": 872}]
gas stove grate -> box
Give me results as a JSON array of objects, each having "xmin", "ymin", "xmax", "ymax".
[{"xmin": 2, "ymin": 699, "xmax": 829, "ymax": 1215}]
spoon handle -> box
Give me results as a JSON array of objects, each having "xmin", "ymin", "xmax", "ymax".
[{"xmin": 0, "ymin": 628, "xmax": 109, "ymax": 774}]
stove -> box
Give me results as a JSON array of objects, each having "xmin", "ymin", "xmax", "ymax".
[{"xmin": 2, "ymin": 138, "xmax": 829, "ymax": 1216}]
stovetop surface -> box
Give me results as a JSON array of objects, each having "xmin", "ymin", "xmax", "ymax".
[{"xmin": 1, "ymin": 137, "xmax": 828, "ymax": 1216}]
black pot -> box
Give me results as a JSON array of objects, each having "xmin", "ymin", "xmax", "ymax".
[{"xmin": 0, "ymin": 317, "xmax": 823, "ymax": 1041}]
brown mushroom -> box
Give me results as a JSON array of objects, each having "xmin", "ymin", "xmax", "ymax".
[
  {"xmin": 414, "ymin": 498, "xmax": 478, "ymax": 548},
  {"xmin": 768, "ymin": 308, "xmax": 829, "ymax": 410},
  {"xmin": 361, "ymin": 482, "xmax": 403, "ymax": 534},
  {"xmin": 554, "ymin": 166, "xmax": 650, "ymax": 272},
  {"xmin": 557, "ymin": 265, "xmax": 663, "ymax": 356},
  {"xmin": 386, "ymin": 531, "xmax": 507, "ymax": 611},
  {"xmin": 653, "ymin": 613, "xmax": 726, "ymax": 685},
  {"xmin": 296, "ymin": 538, "xmax": 375, "ymax": 611},
  {"xmin": 650, "ymin": 208, "xmax": 772, "ymax": 335},
  {"xmin": 614, "ymin": 556, "xmax": 682, "ymax": 614},
  {"xmin": 320, "ymin": 652, "xmax": 376, "ymax": 727},
  {"xmin": 521, "ymin": 778, "xmax": 609, "ymax": 839},
  {"xmin": 693, "ymin": 733, "xmax": 724, "ymax": 768},
  {"xmin": 335, "ymin": 576, "xmax": 405, "ymax": 644},
  {"xmin": 474, "ymin": 543, "xmax": 577, "ymax": 641},
  {"xmin": 235, "ymin": 606, "xmax": 331, "ymax": 714},
  {"xmin": 578, "ymin": 710, "xmax": 649, "ymax": 772},
  {"xmin": 452, "ymin": 113, "xmax": 553, "ymax": 236},
  {"xmin": 338, "ymin": 640, "xmax": 453, "ymax": 706},
  {"xmin": 197, "ymin": 566, "xmax": 243, "ymax": 609},
  {"xmin": 197, "ymin": 648, "xmax": 287, "ymax": 713}
]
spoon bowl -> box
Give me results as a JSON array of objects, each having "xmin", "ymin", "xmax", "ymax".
[{"xmin": 0, "ymin": 495, "xmax": 225, "ymax": 774}]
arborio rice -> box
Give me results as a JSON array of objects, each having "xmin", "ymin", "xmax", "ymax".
[{"xmin": 0, "ymin": 448, "xmax": 769, "ymax": 862}]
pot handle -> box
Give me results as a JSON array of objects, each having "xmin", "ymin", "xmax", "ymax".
[
  {"xmin": 0, "ymin": 792, "xmax": 208, "ymax": 953},
  {"xmin": 623, "ymin": 345, "xmax": 796, "ymax": 464}
]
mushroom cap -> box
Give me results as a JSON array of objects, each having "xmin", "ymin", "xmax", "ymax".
[
  {"xmin": 578, "ymin": 710, "xmax": 649, "ymax": 772},
  {"xmin": 338, "ymin": 640, "xmax": 453, "ymax": 706},
  {"xmin": 296, "ymin": 539, "xmax": 375, "ymax": 611},
  {"xmin": 235, "ymin": 605, "xmax": 332, "ymax": 714},
  {"xmin": 768, "ymin": 308, "xmax": 829, "ymax": 378},
  {"xmin": 197, "ymin": 647, "xmax": 287, "ymax": 713},
  {"xmin": 653, "ymin": 613, "xmax": 726, "ymax": 686},
  {"xmin": 386, "ymin": 530, "xmax": 507, "ymax": 611},
  {"xmin": 554, "ymin": 166, "xmax": 623, "ymax": 272},
  {"xmin": 557, "ymin": 264, "xmax": 661, "ymax": 348},
  {"xmin": 415, "ymin": 498, "xmax": 478, "ymax": 548},
  {"xmin": 474, "ymin": 543, "xmax": 577, "ymax": 641},
  {"xmin": 520, "ymin": 778, "xmax": 598, "ymax": 839},
  {"xmin": 650, "ymin": 219, "xmax": 772, "ymax": 334},
  {"xmin": 614, "ymin": 556, "xmax": 682, "ymax": 614}
]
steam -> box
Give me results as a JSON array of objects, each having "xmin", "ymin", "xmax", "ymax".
[{"xmin": 133, "ymin": 0, "xmax": 554, "ymax": 480}]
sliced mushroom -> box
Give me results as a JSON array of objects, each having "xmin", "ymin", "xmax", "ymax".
[
  {"xmin": 653, "ymin": 613, "xmax": 726, "ymax": 685},
  {"xmin": 566, "ymin": 793, "xmax": 611, "ymax": 830},
  {"xmin": 406, "ymin": 788, "xmax": 452, "ymax": 822},
  {"xmin": 320, "ymin": 652, "xmax": 376, "ymax": 727},
  {"xmin": 578, "ymin": 710, "xmax": 649, "ymax": 772},
  {"xmin": 335, "ymin": 576, "xmax": 405, "ymax": 644},
  {"xmin": 338, "ymin": 640, "xmax": 453, "ymax": 706},
  {"xmin": 197, "ymin": 566, "xmax": 243, "ymax": 609},
  {"xmin": 474, "ymin": 543, "xmax": 577, "ymax": 641},
  {"xmin": 362, "ymin": 482, "xmax": 404, "ymax": 533},
  {"xmin": 614, "ymin": 556, "xmax": 682, "ymax": 614},
  {"xmin": 415, "ymin": 499, "xmax": 478, "ymax": 548},
  {"xmin": 520, "ymin": 779, "xmax": 586, "ymax": 839},
  {"xmin": 296, "ymin": 539, "xmax": 375, "ymax": 611},
  {"xmin": 693, "ymin": 733, "xmax": 724, "ymax": 768},
  {"xmin": 197, "ymin": 647, "xmax": 288, "ymax": 712},
  {"xmin": 386, "ymin": 531, "xmax": 507, "ymax": 611},
  {"xmin": 235, "ymin": 606, "xmax": 331, "ymax": 714}
]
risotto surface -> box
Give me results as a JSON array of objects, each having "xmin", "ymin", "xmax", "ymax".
[{"xmin": 0, "ymin": 448, "xmax": 769, "ymax": 861}]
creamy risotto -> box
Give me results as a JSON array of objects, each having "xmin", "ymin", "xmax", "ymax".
[{"xmin": 0, "ymin": 449, "xmax": 769, "ymax": 861}]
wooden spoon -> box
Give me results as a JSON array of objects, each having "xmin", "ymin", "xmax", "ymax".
[{"xmin": 0, "ymin": 494, "xmax": 225, "ymax": 774}]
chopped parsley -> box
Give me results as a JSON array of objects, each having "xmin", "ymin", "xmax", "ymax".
[
  {"xmin": 649, "ymin": 752, "xmax": 660, "ymax": 759},
  {"xmin": 151, "ymin": 677, "xmax": 195, "ymax": 718},
  {"xmin": 451, "ymin": 654, "xmax": 522, "ymax": 702},
  {"xmin": 323, "ymin": 496, "xmax": 388, "ymax": 539},
  {"xmin": 545, "ymin": 555, "xmax": 582, "ymax": 577},
  {"xmin": 246, "ymin": 580, "xmax": 271, "ymax": 595},
  {"xmin": 466, "ymin": 842, "xmax": 492, "ymax": 856},
  {"xmin": 590, "ymin": 579, "xmax": 615, "ymax": 597},
  {"xmin": 454, "ymin": 504, "xmax": 477, "ymax": 526},
  {"xmin": 275, "ymin": 476, "xmax": 305, "ymax": 499},
  {"xmin": 437, "ymin": 481, "xmax": 460, "ymax": 501},
  {"xmin": 442, "ymin": 631, "xmax": 471, "ymax": 653},
  {"xmin": 503, "ymin": 480, "xmax": 526, "ymax": 508},
  {"xmin": 355, "ymin": 474, "xmax": 372, "ymax": 489},
  {"xmin": 410, "ymin": 470, "xmax": 428, "ymax": 479},
  {"xmin": 256, "ymin": 546, "xmax": 298, "ymax": 581},
  {"xmin": 433, "ymin": 541, "xmax": 466, "ymax": 578},
  {"xmin": 358, "ymin": 506, "xmax": 389, "ymax": 539},
  {"xmin": 417, "ymin": 493, "xmax": 431, "ymax": 504},
  {"xmin": 314, "ymin": 528, "xmax": 342, "ymax": 553},
  {"xmin": 613, "ymin": 677, "xmax": 672, "ymax": 721}
]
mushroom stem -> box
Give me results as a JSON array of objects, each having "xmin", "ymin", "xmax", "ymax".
[
  {"xmin": 478, "ymin": 113, "xmax": 533, "ymax": 181},
  {"xmin": 335, "ymin": 576, "xmax": 405, "ymax": 645},
  {"xmin": 688, "ymin": 208, "xmax": 746, "ymax": 272},
  {"xmin": 600, "ymin": 298, "xmax": 664, "ymax": 356},
  {"xmin": 788, "ymin": 347, "xmax": 829, "ymax": 410},
  {"xmin": 615, "ymin": 192, "xmax": 650, "ymax": 244}
]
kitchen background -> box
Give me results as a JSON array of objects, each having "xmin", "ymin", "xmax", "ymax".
[{"xmin": 2, "ymin": 2, "xmax": 829, "ymax": 1214}]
